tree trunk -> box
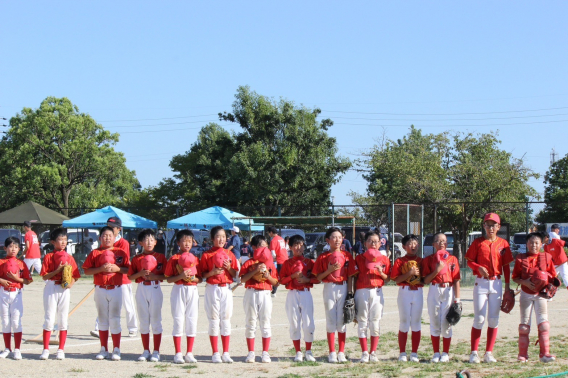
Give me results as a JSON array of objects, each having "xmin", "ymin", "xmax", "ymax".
[{"xmin": 62, "ymin": 188, "xmax": 70, "ymax": 216}]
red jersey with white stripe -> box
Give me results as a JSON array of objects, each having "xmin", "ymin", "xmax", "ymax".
[
  {"xmin": 391, "ymin": 254, "xmax": 423, "ymax": 287},
  {"xmin": 82, "ymin": 247, "xmax": 130, "ymax": 286},
  {"xmin": 40, "ymin": 250, "xmax": 81, "ymax": 281},
  {"xmin": 422, "ymin": 252, "xmax": 460, "ymax": 284},
  {"xmin": 279, "ymin": 256, "xmax": 318, "ymax": 290},
  {"xmin": 165, "ymin": 253, "xmax": 202, "ymax": 286},
  {"xmin": 239, "ymin": 259, "xmax": 277, "ymax": 290},
  {"xmin": 348, "ymin": 253, "xmax": 391, "ymax": 289},
  {"xmin": 128, "ymin": 252, "xmax": 168, "ymax": 283},
  {"xmin": 0, "ymin": 257, "xmax": 32, "ymax": 289},
  {"xmin": 465, "ymin": 237, "xmax": 513, "ymax": 278},
  {"xmin": 544, "ymin": 239, "xmax": 567, "ymax": 266},
  {"xmin": 114, "ymin": 237, "xmax": 132, "ymax": 284},
  {"xmin": 199, "ymin": 247, "xmax": 239, "ymax": 285},
  {"xmin": 312, "ymin": 250, "xmax": 353, "ymax": 283}
]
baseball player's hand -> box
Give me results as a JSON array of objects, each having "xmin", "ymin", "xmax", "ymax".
[
  {"xmin": 409, "ymin": 265, "xmax": 419, "ymax": 276},
  {"xmin": 296, "ymin": 275, "xmax": 310, "ymax": 284},
  {"xmin": 0, "ymin": 278, "xmax": 9, "ymax": 288},
  {"xmin": 328, "ymin": 262, "xmax": 341, "ymax": 273},
  {"xmin": 256, "ymin": 263, "xmax": 266, "ymax": 273},
  {"xmin": 6, "ymin": 272, "xmax": 20, "ymax": 281},
  {"xmin": 478, "ymin": 266, "xmax": 489, "ymax": 278},
  {"xmin": 102, "ymin": 263, "xmax": 119, "ymax": 273},
  {"xmin": 262, "ymin": 270, "xmax": 270, "ymax": 279},
  {"xmin": 182, "ymin": 270, "xmax": 193, "ymax": 280},
  {"xmin": 66, "ymin": 279, "xmax": 75, "ymax": 290},
  {"xmin": 435, "ymin": 261, "xmax": 445, "ymax": 272},
  {"xmin": 210, "ymin": 267, "xmax": 225, "ymax": 276},
  {"xmin": 56, "ymin": 262, "xmax": 67, "ymax": 273},
  {"xmin": 376, "ymin": 265, "xmax": 384, "ymax": 274},
  {"xmin": 222, "ymin": 259, "xmax": 231, "ymax": 270},
  {"xmin": 523, "ymin": 279, "xmax": 536, "ymax": 291},
  {"xmin": 291, "ymin": 271, "xmax": 302, "ymax": 279}
]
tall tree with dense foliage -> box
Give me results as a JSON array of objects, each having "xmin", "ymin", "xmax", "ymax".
[
  {"xmin": 536, "ymin": 154, "xmax": 568, "ymax": 223},
  {"xmin": 0, "ymin": 97, "xmax": 139, "ymax": 216},
  {"xmin": 159, "ymin": 86, "xmax": 351, "ymax": 216}
]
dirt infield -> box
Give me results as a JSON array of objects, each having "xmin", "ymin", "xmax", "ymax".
[{"xmin": 2, "ymin": 279, "xmax": 568, "ymax": 377}]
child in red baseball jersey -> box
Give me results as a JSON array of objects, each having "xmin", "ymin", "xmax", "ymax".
[
  {"xmin": 199, "ymin": 226, "xmax": 239, "ymax": 363},
  {"xmin": 422, "ymin": 232, "xmax": 461, "ymax": 363},
  {"xmin": 391, "ymin": 234, "xmax": 423, "ymax": 363},
  {"xmin": 128, "ymin": 229, "xmax": 167, "ymax": 362},
  {"xmin": 280, "ymin": 234, "xmax": 319, "ymax": 363},
  {"xmin": 83, "ymin": 226, "xmax": 130, "ymax": 361},
  {"xmin": 313, "ymin": 227, "xmax": 354, "ymax": 363},
  {"xmin": 348, "ymin": 230, "xmax": 391, "ymax": 363},
  {"xmin": 165, "ymin": 230, "xmax": 202, "ymax": 364},
  {"xmin": 545, "ymin": 224, "xmax": 568, "ymax": 288},
  {"xmin": 39, "ymin": 228, "xmax": 81, "ymax": 361},
  {"xmin": 465, "ymin": 213, "xmax": 513, "ymax": 364},
  {"xmin": 512, "ymin": 232, "xmax": 557, "ymax": 363},
  {"xmin": 0, "ymin": 237, "xmax": 32, "ymax": 360},
  {"xmin": 240, "ymin": 235, "xmax": 278, "ymax": 363}
]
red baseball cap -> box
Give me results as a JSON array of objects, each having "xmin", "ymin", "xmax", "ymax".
[
  {"xmin": 328, "ymin": 251, "xmax": 345, "ymax": 279},
  {"xmin": 178, "ymin": 252, "xmax": 197, "ymax": 275},
  {"xmin": 483, "ymin": 213, "xmax": 501, "ymax": 224},
  {"xmin": 53, "ymin": 251, "xmax": 69, "ymax": 267},
  {"xmin": 213, "ymin": 250, "xmax": 229, "ymax": 268},
  {"xmin": 363, "ymin": 248, "xmax": 381, "ymax": 270},
  {"xmin": 291, "ymin": 259, "xmax": 304, "ymax": 274},
  {"xmin": 140, "ymin": 254, "xmax": 158, "ymax": 272},
  {"xmin": 253, "ymin": 247, "xmax": 272, "ymax": 264},
  {"xmin": 3, "ymin": 258, "xmax": 20, "ymax": 277}
]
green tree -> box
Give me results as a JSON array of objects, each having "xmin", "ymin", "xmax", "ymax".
[
  {"xmin": 158, "ymin": 86, "xmax": 351, "ymax": 216},
  {"xmin": 357, "ymin": 126, "xmax": 538, "ymax": 262},
  {"xmin": 536, "ymin": 154, "xmax": 568, "ymax": 223},
  {"xmin": 0, "ymin": 97, "xmax": 139, "ymax": 216}
]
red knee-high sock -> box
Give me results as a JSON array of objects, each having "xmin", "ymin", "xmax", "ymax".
[
  {"xmin": 398, "ymin": 331, "xmax": 408, "ymax": 353},
  {"xmin": 187, "ymin": 336, "xmax": 194, "ymax": 353},
  {"xmin": 246, "ymin": 338, "xmax": 255, "ymax": 352},
  {"xmin": 209, "ymin": 336, "xmax": 219, "ymax": 353},
  {"xmin": 338, "ymin": 332, "xmax": 346, "ymax": 353},
  {"xmin": 43, "ymin": 330, "xmax": 51, "ymax": 350},
  {"xmin": 471, "ymin": 327, "xmax": 482, "ymax": 352},
  {"xmin": 305, "ymin": 341, "xmax": 312, "ymax": 351},
  {"xmin": 327, "ymin": 332, "xmax": 336, "ymax": 352},
  {"xmin": 99, "ymin": 330, "xmax": 109, "ymax": 350},
  {"xmin": 153, "ymin": 333, "xmax": 162, "ymax": 352},
  {"xmin": 411, "ymin": 331, "xmax": 421, "ymax": 353},
  {"xmin": 359, "ymin": 338, "xmax": 368, "ymax": 352},
  {"xmin": 262, "ymin": 337, "xmax": 270, "ymax": 352},
  {"xmin": 370, "ymin": 336, "xmax": 379, "ymax": 353},
  {"xmin": 2, "ymin": 333, "xmax": 10, "ymax": 351},
  {"xmin": 486, "ymin": 327, "xmax": 498, "ymax": 352},
  {"xmin": 221, "ymin": 335, "xmax": 230, "ymax": 353},
  {"xmin": 13, "ymin": 332, "xmax": 22, "ymax": 350},
  {"xmin": 431, "ymin": 335, "xmax": 440, "ymax": 354},
  {"xmin": 173, "ymin": 336, "xmax": 181, "ymax": 354},
  {"xmin": 59, "ymin": 330, "xmax": 67, "ymax": 350},
  {"xmin": 293, "ymin": 339, "xmax": 301, "ymax": 352},
  {"xmin": 111, "ymin": 333, "xmax": 121, "ymax": 349},
  {"xmin": 141, "ymin": 333, "xmax": 150, "ymax": 351},
  {"xmin": 443, "ymin": 337, "xmax": 451, "ymax": 354}
]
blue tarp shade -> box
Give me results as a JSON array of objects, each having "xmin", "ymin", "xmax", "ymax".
[
  {"xmin": 62, "ymin": 206, "xmax": 158, "ymax": 229},
  {"xmin": 166, "ymin": 206, "xmax": 263, "ymax": 231}
]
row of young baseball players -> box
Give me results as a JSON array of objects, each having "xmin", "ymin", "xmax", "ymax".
[{"xmin": 0, "ymin": 213, "xmax": 564, "ymax": 365}]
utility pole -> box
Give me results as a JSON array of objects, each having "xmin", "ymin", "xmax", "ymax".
[{"xmin": 551, "ymin": 148, "xmax": 558, "ymax": 166}]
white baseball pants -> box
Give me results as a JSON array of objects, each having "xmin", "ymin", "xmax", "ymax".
[
  {"xmin": 555, "ymin": 262, "xmax": 568, "ymax": 287},
  {"xmin": 355, "ymin": 287, "xmax": 384, "ymax": 338},
  {"xmin": 322, "ymin": 282, "xmax": 347, "ymax": 333},
  {"xmin": 285, "ymin": 289, "xmax": 315, "ymax": 342},
  {"xmin": 135, "ymin": 282, "xmax": 163, "ymax": 334},
  {"xmin": 397, "ymin": 286, "xmax": 423, "ymax": 333},
  {"xmin": 427, "ymin": 284, "xmax": 453, "ymax": 338},
  {"xmin": 24, "ymin": 258, "xmax": 41, "ymax": 274},
  {"xmin": 170, "ymin": 285, "xmax": 199, "ymax": 337},
  {"xmin": 94, "ymin": 283, "xmax": 138, "ymax": 333},
  {"xmin": 519, "ymin": 290, "xmax": 548, "ymax": 326},
  {"xmin": 94, "ymin": 286, "xmax": 122, "ymax": 334},
  {"xmin": 0, "ymin": 288, "xmax": 23, "ymax": 333},
  {"xmin": 43, "ymin": 281, "xmax": 70, "ymax": 331},
  {"xmin": 204, "ymin": 284, "xmax": 233, "ymax": 336},
  {"xmin": 472, "ymin": 277, "xmax": 502, "ymax": 329},
  {"xmin": 243, "ymin": 288, "xmax": 272, "ymax": 338}
]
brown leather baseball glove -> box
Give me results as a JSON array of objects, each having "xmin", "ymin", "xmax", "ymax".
[{"xmin": 401, "ymin": 260, "xmax": 421, "ymax": 286}]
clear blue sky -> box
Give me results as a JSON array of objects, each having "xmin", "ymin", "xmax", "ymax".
[{"xmin": 2, "ymin": 1, "xmax": 567, "ymax": 205}]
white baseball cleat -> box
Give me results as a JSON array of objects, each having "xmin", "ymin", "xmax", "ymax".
[
  {"xmin": 337, "ymin": 352, "xmax": 347, "ymax": 363},
  {"xmin": 211, "ymin": 352, "xmax": 222, "ymax": 363},
  {"xmin": 111, "ymin": 347, "xmax": 121, "ymax": 361},
  {"xmin": 431, "ymin": 352, "xmax": 441, "ymax": 363},
  {"xmin": 138, "ymin": 350, "xmax": 151, "ymax": 362},
  {"xmin": 398, "ymin": 352, "xmax": 407, "ymax": 362},
  {"xmin": 184, "ymin": 352, "xmax": 197, "ymax": 363},
  {"xmin": 409, "ymin": 352, "xmax": 419, "ymax": 363},
  {"xmin": 128, "ymin": 331, "xmax": 137, "ymax": 338},
  {"xmin": 440, "ymin": 352, "xmax": 450, "ymax": 363},
  {"xmin": 305, "ymin": 350, "xmax": 316, "ymax": 362},
  {"xmin": 469, "ymin": 351, "xmax": 480, "ymax": 364},
  {"xmin": 328, "ymin": 351, "xmax": 338, "ymax": 363},
  {"xmin": 150, "ymin": 351, "xmax": 160, "ymax": 362},
  {"xmin": 12, "ymin": 349, "xmax": 22, "ymax": 360},
  {"xmin": 39, "ymin": 349, "xmax": 50, "ymax": 360},
  {"xmin": 0, "ymin": 349, "xmax": 10, "ymax": 359},
  {"xmin": 483, "ymin": 351, "xmax": 496, "ymax": 363},
  {"xmin": 90, "ymin": 330, "xmax": 99, "ymax": 338},
  {"xmin": 245, "ymin": 351, "xmax": 256, "ymax": 363},
  {"xmin": 369, "ymin": 352, "xmax": 378, "ymax": 362},
  {"xmin": 261, "ymin": 351, "xmax": 271, "ymax": 363},
  {"xmin": 173, "ymin": 352, "xmax": 184, "ymax": 364},
  {"xmin": 294, "ymin": 351, "xmax": 303, "ymax": 362},
  {"xmin": 540, "ymin": 355, "xmax": 556, "ymax": 363},
  {"xmin": 360, "ymin": 351, "xmax": 369, "ymax": 363},
  {"xmin": 95, "ymin": 347, "xmax": 108, "ymax": 360},
  {"xmin": 221, "ymin": 352, "xmax": 233, "ymax": 363},
  {"xmin": 55, "ymin": 349, "xmax": 65, "ymax": 360}
]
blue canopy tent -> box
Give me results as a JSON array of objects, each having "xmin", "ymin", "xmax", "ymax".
[
  {"xmin": 166, "ymin": 206, "xmax": 263, "ymax": 231},
  {"xmin": 62, "ymin": 206, "xmax": 158, "ymax": 229}
]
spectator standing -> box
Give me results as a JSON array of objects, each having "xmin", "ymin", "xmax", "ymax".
[
  {"xmin": 268, "ymin": 227, "xmax": 286, "ymax": 297},
  {"xmin": 155, "ymin": 230, "xmax": 166, "ymax": 254},
  {"xmin": 227, "ymin": 227, "xmax": 241, "ymax": 260},
  {"xmin": 23, "ymin": 221, "xmax": 41, "ymax": 274},
  {"xmin": 353, "ymin": 232, "xmax": 367, "ymax": 255}
]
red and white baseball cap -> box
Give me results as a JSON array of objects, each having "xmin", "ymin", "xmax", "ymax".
[
  {"xmin": 253, "ymin": 247, "xmax": 272, "ymax": 264},
  {"xmin": 213, "ymin": 250, "xmax": 229, "ymax": 268},
  {"xmin": 434, "ymin": 249, "xmax": 450, "ymax": 275},
  {"xmin": 140, "ymin": 254, "xmax": 158, "ymax": 272},
  {"xmin": 53, "ymin": 251, "xmax": 69, "ymax": 267},
  {"xmin": 328, "ymin": 251, "xmax": 346, "ymax": 279},
  {"xmin": 291, "ymin": 259, "xmax": 304, "ymax": 274},
  {"xmin": 178, "ymin": 252, "xmax": 198, "ymax": 275},
  {"xmin": 483, "ymin": 213, "xmax": 501, "ymax": 224},
  {"xmin": 363, "ymin": 248, "xmax": 381, "ymax": 270}
]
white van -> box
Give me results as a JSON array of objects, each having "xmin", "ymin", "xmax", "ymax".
[
  {"xmin": 512, "ymin": 232, "xmax": 527, "ymax": 255},
  {"xmin": 40, "ymin": 229, "xmax": 99, "ymax": 256}
]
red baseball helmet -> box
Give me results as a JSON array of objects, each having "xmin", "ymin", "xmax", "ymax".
[
  {"xmin": 253, "ymin": 247, "xmax": 272, "ymax": 264},
  {"xmin": 213, "ymin": 250, "xmax": 229, "ymax": 269},
  {"xmin": 140, "ymin": 254, "xmax": 158, "ymax": 272},
  {"xmin": 363, "ymin": 248, "xmax": 381, "ymax": 270},
  {"xmin": 53, "ymin": 251, "xmax": 69, "ymax": 267},
  {"xmin": 328, "ymin": 251, "xmax": 346, "ymax": 279},
  {"xmin": 178, "ymin": 252, "xmax": 197, "ymax": 275}
]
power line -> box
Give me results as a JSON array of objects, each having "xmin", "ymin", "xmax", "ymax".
[
  {"xmin": 329, "ymin": 113, "xmax": 568, "ymax": 122},
  {"xmin": 322, "ymin": 106, "xmax": 568, "ymax": 116},
  {"xmin": 100, "ymin": 114, "xmax": 218, "ymax": 123},
  {"xmin": 332, "ymin": 118, "xmax": 568, "ymax": 128}
]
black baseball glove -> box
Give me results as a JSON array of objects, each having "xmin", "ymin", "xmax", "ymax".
[
  {"xmin": 446, "ymin": 301, "xmax": 462, "ymax": 326},
  {"xmin": 343, "ymin": 292, "xmax": 356, "ymax": 324}
]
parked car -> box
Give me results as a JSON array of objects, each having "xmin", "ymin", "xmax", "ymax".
[
  {"xmin": 392, "ymin": 233, "xmax": 404, "ymax": 258},
  {"xmin": 0, "ymin": 228, "xmax": 23, "ymax": 258},
  {"xmin": 423, "ymin": 232, "xmax": 455, "ymax": 257},
  {"xmin": 305, "ymin": 232, "xmax": 326, "ymax": 259},
  {"xmin": 511, "ymin": 232, "xmax": 528, "ymax": 255}
]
